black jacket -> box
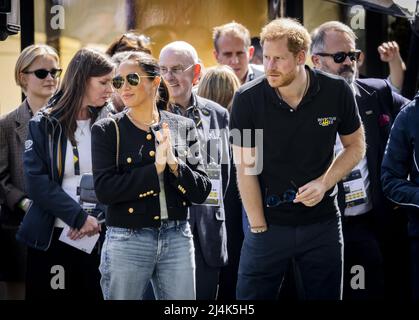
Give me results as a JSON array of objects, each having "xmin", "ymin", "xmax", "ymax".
[{"xmin": 91, "ymin": 110, "xmax": 211, "ymax": 228}]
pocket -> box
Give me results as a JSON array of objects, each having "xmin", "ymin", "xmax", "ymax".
[
  {"xmin": 215, "ymin": 207, "xmax": 225, "ymax": 221},
  {"xmin": 107, "ymin": 227, "xmax": 133, "ymax": 241},
  {"xmin": 179, "ymin": 222, "xmax": 193, "ymax": 239}
]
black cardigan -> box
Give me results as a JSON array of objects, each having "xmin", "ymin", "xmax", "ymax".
[{"xmin": 91, "ymin": 110, "xmax": 211, "ymax": 228}]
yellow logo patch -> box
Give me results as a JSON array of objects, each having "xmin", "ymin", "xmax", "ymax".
[{"xmin": 318, "ymin": 117, "xmax": 336, "ymax": 127}]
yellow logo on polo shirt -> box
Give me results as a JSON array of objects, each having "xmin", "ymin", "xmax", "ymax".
[{"xmin": 318, "ymin": 117, "xmax": 337, "ymax": 127}]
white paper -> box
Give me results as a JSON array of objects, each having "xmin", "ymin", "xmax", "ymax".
[{"xmin": 58, "ymin": 225, "xmax": 99, "ymax": 254}]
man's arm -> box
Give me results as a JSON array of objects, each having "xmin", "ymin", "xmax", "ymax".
[
  {"xmin": 294, "ymin": 125, "xmax": 366, "ymax": 206},
  {"xmin": 232, "ymin": 145, "xmax": 266, "ymax": 230},
  {"xmin": 378, "ymin": 41, "xmax": 406, "ymax": 92}
]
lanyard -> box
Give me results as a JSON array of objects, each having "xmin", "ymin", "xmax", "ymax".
[{"xmin": 70, "ymin": 140, "xmax": 80, "ymax": 176}]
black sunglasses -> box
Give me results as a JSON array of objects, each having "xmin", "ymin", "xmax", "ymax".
[
  {"xmin": 112, "ymin": 73, "xmax": 155, "ymax": 89},
  {"xmin": 23, "ymin": 68, "xmax": 62, "ymax": 79},
  {"xmin": 315, "ymin": 50, "xmax": 361, "ymax": 64},
  {"xmin": 265, "ymin": 181, "xmax": 299, "ymax": 207}
]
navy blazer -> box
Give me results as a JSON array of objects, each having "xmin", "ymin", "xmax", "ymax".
[
  {"xmin": 171, "ymin": 94, "xmax": 230, "ymax": 267},
  {"xmin": 381, "ymin": 92, "xmax": 419, "ymax": 236},
  {"xmin": 337, "ymin": 78, "xmax": 409, "ymax": 217}
]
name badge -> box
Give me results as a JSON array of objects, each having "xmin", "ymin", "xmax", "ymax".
[
  {"xmin": 342, "ymin": 169, "xmax": 367, "ymax": 208},
  {"xmin": 202, "ymin": 162, "xmax": 222, "ymax": 207}
]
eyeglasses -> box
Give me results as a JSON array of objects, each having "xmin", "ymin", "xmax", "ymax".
[
  {"xmin": 265, "ymin": 181, "xmax": 299, "ymax": 207},
  {"xmin": 314, "ymin": 50, "xmax": 361, "ymax": 64},
  {"xmin": 23, "ymin": 68, "xmax": 62, "ymax": 79},
  {"xmin": 159, "ymin": 64, "xmax": 194, "ymax": 76},
  {"xmin": 112, "ymin": 72, "xmax": 154, "ymax": 89}
]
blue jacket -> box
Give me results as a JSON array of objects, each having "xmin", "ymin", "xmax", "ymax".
[
  {"xmin": 381, "ymin": 91, "xmax": 419, "ymax": 237},
  {"xmin": 16, "ymin": 108, "xmax": 89, "ymax": 250}
]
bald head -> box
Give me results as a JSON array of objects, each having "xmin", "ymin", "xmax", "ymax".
[
  {"xmin": 159, "ymin": 41, "xmax": 199, "ymax": 65},
  {"xmin": 159, "ymin": 41, "xmax": 201, "ymax": 108}
]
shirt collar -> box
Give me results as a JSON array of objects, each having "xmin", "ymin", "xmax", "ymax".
[{"xmin": 170, "ymin": 93, "xmax": 198, "ymax": 115}]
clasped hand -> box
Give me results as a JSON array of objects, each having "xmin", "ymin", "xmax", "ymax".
[{"xmin": 154, "ymin": 122, "xmax": 178, "ymax": 175}]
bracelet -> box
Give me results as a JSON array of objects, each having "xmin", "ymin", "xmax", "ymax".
[{"xmin": 250, "ymin": 225, "xmax": 268, "ymax": 233}]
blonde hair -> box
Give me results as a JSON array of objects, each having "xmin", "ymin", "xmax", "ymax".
[
  {"xmin": 260, "ymin": 18, "xmax": 311, "ymax": 56},
  {"xmin": 15, "ymin": 44, "xmax": 59, "ymax": 88},
  {"xmin": 213, "ymin": 21, "xmax": 251, "ymax": 52},
  {"xmin": 197, "ymin": 65, "xmax": 241, "ymax": 112}
]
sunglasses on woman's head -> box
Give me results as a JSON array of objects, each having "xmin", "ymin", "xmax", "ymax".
[
  {"xmin": 112, "ymin": 73, "xmax": 155, "ymax": 89},
  {"xmin": 314, "ymin": 50, "xmax": 361, "ymax": 64},
  {"xmin": 23, "ymin": 68, "xmax": 62, "ymax": 79}
]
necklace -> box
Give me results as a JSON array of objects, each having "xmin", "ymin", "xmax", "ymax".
[
  {"xmin": 127, "ymin": 111, "xmax": 159, "ymax": 129},
  {"xmin": 275, "ymin": 69, "xmax": 310, "ymax": 101}
]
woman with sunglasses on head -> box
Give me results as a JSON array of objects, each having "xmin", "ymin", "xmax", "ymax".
[
  {"xmin": 0, "ymin": 44, "xmax": 60, "ymax": 300},
  {"xmin": 91, "ymin": 51, "xmax": 211, "ymax": 300},
  {"xmin": 106, "ymin": 31, "xmax": 153, "ymax": 113},
  {"xmin": 16, "ymin": 48, "xmax": 114, "ymax": 300}
]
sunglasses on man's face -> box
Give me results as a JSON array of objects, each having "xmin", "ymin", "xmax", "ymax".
[
  {"xmin": 23, "ymin": 68, "xmax": 62, "ymax": 79},
  {"xmin": 315, "ymin": 50, "xmax": 361, "ymax": 64},
  {"xmin": 112, "ymin": 73, "xmax": 155, "ymax": 89}
]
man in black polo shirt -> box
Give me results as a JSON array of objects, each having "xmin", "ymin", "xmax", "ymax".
[{"xmin": 230, "ymin": 18, "xmax": 366, "ymax": 300}]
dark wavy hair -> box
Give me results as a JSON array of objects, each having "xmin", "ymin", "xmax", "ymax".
[
  {"xmin": 121, "ymin": 51, "xmax": 170, "ymax": 110},
  {"xmin": 106, "ymin": 31, "xmax": 152, "ymax": 56},
  {"xmin": 53, "ymin": 48, "xmax": 114, "ymax": 144}
]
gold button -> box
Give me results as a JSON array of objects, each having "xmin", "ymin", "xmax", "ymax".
[
  {"xmin": 147, "ymin": 191, "xmax": 152, "ymax": 195},
  {"xmin": 153, "ymin": 215, "xmax": 160, "ymax": 220},
  {"xmin": 127, "ymin": 157, "xmax": 132, "ymax": 163},
  {"xmin": 183, "ymin": 201, "xmax": 186, "ymax": 206},
  {"xmin": 149, "ymin": 150, "xmax": 155, "ymax": 157},
  {"xmin": 139, "ymin": 194, "xmax": 143, "ymax": 198},
  {"xmin": 150, "ymin": 190, "xmax": 154, "ymax": 194},
  {"xmin": 128, "ymin": 208, "xmax": 134, "ymax": 214},
  {"xmin": 146, "ymin": 134, "xmax": 152, "ymax": 141}
]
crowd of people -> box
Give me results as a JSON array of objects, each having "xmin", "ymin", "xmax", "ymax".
[{"xmin": 0, "ymin": 17, "xmax": 417, "ymax": 300}]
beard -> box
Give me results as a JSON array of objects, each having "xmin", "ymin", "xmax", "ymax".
[
  {"xmin": 267, "ymin": 69, "xmax": 297, "ymax": 88},
  {"xmin": 337, "ymin": 65, "xmax": 356, "ymax": 84}
]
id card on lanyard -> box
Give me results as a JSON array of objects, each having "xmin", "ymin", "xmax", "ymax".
[{"xmin": 202, "ymin": 162, "xmax": 222, "ymax": 206}]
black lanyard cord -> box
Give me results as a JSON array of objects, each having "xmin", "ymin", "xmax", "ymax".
[{"xmin": 70, "ymin": 140, "xmax": 80, "ymax": 176}]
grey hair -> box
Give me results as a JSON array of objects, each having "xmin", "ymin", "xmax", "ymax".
[
  {"xmin": 310, "ymin": 21, "xmax": 357, "ymax": 54},
  {"xmin": 159, "ymin": 41, "xmax": 199, "ymax": 64}
]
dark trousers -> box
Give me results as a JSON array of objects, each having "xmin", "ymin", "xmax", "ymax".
[
  {"xmin": 25, "ymin": 228, "xmax": 103, "ymax": 300},
  {"xmin": 342, "ymin": 213, "xmax": 384, "ymax": 300},
  {"xmin": 237, "ymin": 216, "xmax": 343, "ymax": 300},
  {"xmin": 217, "ymin": 169, "xmax": 244, "ymax": 300},
  {"xmin": 411, "ymin": 237, "xmax": 419, "ymax": 300},
  {"xmin": 194, "ymin": 233, "xmax": 220, "ymax": 300}
]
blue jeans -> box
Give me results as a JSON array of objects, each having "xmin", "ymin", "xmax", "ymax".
[{"xmin": 99, "ymin": 220, "xmax": 196, "ymax": 300}]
